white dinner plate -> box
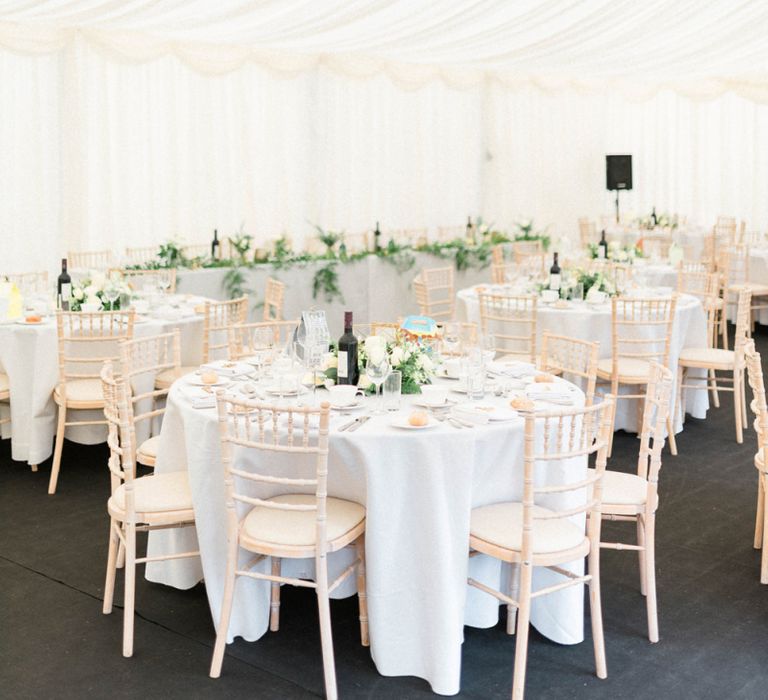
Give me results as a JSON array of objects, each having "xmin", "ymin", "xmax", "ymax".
[
  {"xmin": 330, "ymin": 399, "xmax": 365, "ymax": 411},
  {"xmin": 264, "ymin": 386, "xmax": 308, "ymax": 397},
  {"xmin": 434, "ymin": 368, "xmax": 461, "ymax": 380},
  {"xmin": 15, "ymin": 318, "xmax": 46, "ymax": 325},
  {"xmin": 411, "ymin": 397, "xmax": 456, "ymax": 408},
  {"xmin": 390, "ymin": 416, "xmax": 440, "ymax": 430}
]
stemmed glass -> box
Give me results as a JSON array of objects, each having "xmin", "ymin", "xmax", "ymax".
[
  {"xmin": 365, "ymin": 354, "xmax": 390, "ymax": 415},
  {"xmin": 103, "ymin": 282, "xmax": 121, "ymax": 311},
  {"xmin": 157, "ymin": 271, "xmax": 172, "ymax": 295}
]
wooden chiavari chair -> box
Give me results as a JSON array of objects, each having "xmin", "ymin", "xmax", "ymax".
[
  {"xmin": 437, "ymin": 321, "xmax": 477, "ymax": 356},
  {"xmin": 641, "ymin": 233, "xmax": 672, "ymax": 260},
  {"xmin": 48, "ymin": 310, "xmax": 136, "ymax": 494},
  {"xmin": 228, "ymin": 320, "xmax": 299, "ymax": 361},
  {"xmin": 263, "ymin": 277, "xmax": 285, "ymax": 321},
  {"xmin": 745, "ymin": 340, "xmax": 768, "ymax": 583},
  {"xmin": 209, "ymin": 395, "xmax": 368, "ymax": 700},
  {"xmin": 0, "ymin": 371, "xmax": 11, "ymax": 464},
  {"xmin": 516, "ymin": 253, "xmax": 547, "ymax": 280},
  {"xmin": 491, "ymin": 262, "xmax": 516, "ymax": 285},
  {"xmin": 3, "ymin": 271, "xmax": 49, "ymax": 295},
  {"xmin": 491, "ymin": 244, "xmax": 505, "ymax": 265},
  {"xmin": 100, "ymin": 362, "xmax": 198, "ymax": 657},
  {"xmin": 413, "ymin": 267, "xmax": 455, "ymax": 321},
  {"xmin": 182, "ymin": 243, "xmax": 210, "ymax": 260},
  {"xmin": 676, "ymin": 290, "xmax": 751, "ymax": 444},
  {"xmin": 539, "ymin": 332, "xmax": 599, "ymax": 405},
  {"xmin": 468, "ymin": 398, "xmax": 614, "ymax": 699},
  {"xmin": 477, "ymin": 292, "xmax": 537, "ymax": 364},
  {"xmin": 592, "ymin": 363, "xmax": 673, "ymax": 642},
  {"xmin": 120, "ymin": 330, "xmax": 181, "ymax": 468},
  {"xmin": 352, "ymin": 321, "xmax": 401, "ymax": 342},
  {"xmin": 676, "ymin": 269, "xmax": 722, "ymax": 351},
  {"xmin": 68, "ymin": 250, "xmax": 114, "ymax": 270},
  {"xmin": 124, "ymin": 246, "xmax": 160, "ymax": 266},
  {"xmin": 512, "ymin": 240, "xmax": 543, "ymax": 260},
  {"xmin": 202, "ymin": 296, "xmax": 249, "ymax": 363},
  {"xmin": 112, "ymin": 268, "xmax": 177, "ymax": 294},
  {"xmin": 720, "ymin": 246, "xmax": 768, "ymax": 332},
  {"xmin": 596, "ymin": 295, "xmax": 678, "ymax": 456}
]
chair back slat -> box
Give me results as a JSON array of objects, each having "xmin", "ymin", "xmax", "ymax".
[
  {"xmin": 745, "ymin": 340, "xmax": 768, "ymax": 461},
  {"xmin": 519, "ymin": 399, "xmax": 613, "ymax": 558},
  {"xmin": 540, "ymin": 332, "xmax": 599, "ymax": 405},
  {"xmin": 216, "ymin": 394, "xmax": 333, "ymax": 553},
  {"xmin": 610, "ymin": 296, "xmax": 676, "ymax": 368},
  {"xmin": 477, "ymin": 293, "xmax": 537, "ymax": 362},
  {"xmin": 228, "ymin": 320, "xmax": 298, "ymax": 361},
  {"xmin": 112, "ymin": 268, "xmax": 177, "ymax": 294},
  {"xmin": 68, "ymin": 250, "xmax": 114, "ymax": 270},
  {"xmin": 413, "ymin": 267, "xmax": 455, "ymax": 320},
  {"xmin": 124, "ymin": 246, "xmax": 160, "ymax": 266},
  {"xmin": 203, "ymin": 296, "xmax": 248, "ymax": 362},
  {"xmin": 635, "ymin": 363, "xmax": 674, "ymax": 486},
  {"xmin": 263, "ymin": 277, "xmax": 285, "ymax": 321},
  {"xmin": 57, "ymin": 310, "xmax": 135, "ymax": 382},
  {"xmin": 2, "ymin": 271, "xmax": 49, "ymax": 295}
]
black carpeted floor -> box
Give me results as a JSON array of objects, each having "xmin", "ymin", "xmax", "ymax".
[{"xmin": 2, "ymin": 327, "xmax": 768, "ymax": 699}]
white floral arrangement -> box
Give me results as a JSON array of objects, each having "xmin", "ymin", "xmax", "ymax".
[
  {"xmin": 589, "ymin": 241, "xmax": 642, "ymax": 262},
  {"xmin": 324, "ymin": 334, "xmax": 435, "ymax": 394},
  {"xmin": 70, "ymin": 271, "xmax": 131, "ymax": 311}
]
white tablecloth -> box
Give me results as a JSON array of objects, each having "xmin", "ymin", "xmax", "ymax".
[
  {"xmin": 0, "ymin": 299, "xmax": 207, "ymax": 465},
  {"xmin": 457, "ymin": 287, "xmax": 709, "ymax": 431},
  {"xmin": 146, "ymin": 373, "xmax": 588, "ymax": 695}
]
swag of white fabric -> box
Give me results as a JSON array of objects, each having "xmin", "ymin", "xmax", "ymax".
[{"xmin": 0, "ymin": 0, "xmax": 767, "ymax": 101}]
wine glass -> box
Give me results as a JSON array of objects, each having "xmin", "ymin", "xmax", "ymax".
[
  {"xmin": 365, "ymin": 354, "xmax": 390, "ymax": 415},
  {"xmin": 481, "ymin": 333, "xmax": 496, "ymax": 365},
  {"xmin": 441, "ymin": 323, "xmax": 461, "ymax": 358},
  {"xmin": 103, "ymin": 282, "xmax": 121, "ymax": 311}
]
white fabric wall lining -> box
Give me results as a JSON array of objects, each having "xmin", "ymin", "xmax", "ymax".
[{"xmin": 1, "ymin": 7, "xmax": 767, "ymax": 271}]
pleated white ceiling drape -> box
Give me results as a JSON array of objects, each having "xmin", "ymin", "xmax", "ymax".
[{"xmin": 1, "ymin": 1, "xmax": 767, "ymax": 272}]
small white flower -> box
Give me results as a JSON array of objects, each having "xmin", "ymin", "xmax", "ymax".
[
  {"xmin": 389, "ymin": 347, "xmax": 404, "ymax": 366},
  {"xmin": 417, "ymin": 354, "xmax": 433, "ymax": 371},
  {"xmin": 84, "ymin": 284, "xmax": 98, "ymax": 297},
  {"xmin": 322, "ymin": 353, "xmax": 338, "ymax": 371},
  {"xmin": 73, "ymin": 287, "xmax": 84, "ymax": 301}
]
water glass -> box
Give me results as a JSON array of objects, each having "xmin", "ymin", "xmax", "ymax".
[
  {"xmin": 571, "ymin": 282, "xmax": 584, "ymax": 302},
  {"xmin": 383, "ymin": 371, "xmax": 402, "ymax": 411}
]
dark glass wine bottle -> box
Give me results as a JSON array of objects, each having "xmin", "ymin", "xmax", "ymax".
[
  {"xmin": 466, "ymin": 215, "xmax": 473, "ymax": 242},
  {"xmin": 374, "ymin": 221, "xmax": 381, "ymax": 252},
  {"xmin": 336, "ymin": 311, "xmax": 359, "ymax": 385},
  {"xmin": 598, "ymin": 230, "xmax": 608, "ymax": 259},
  {"xmin": 651, "ymin": 206, "xmax": 657, "ymax": 227},
  {"xmin": 211, "ymin": 229, "xmax": 219, "ymax": 259},
  {"xmin": 57, "ymin": 258, "xmax": 72, "ymax": 311},
  {"xmin": 549, "ymin": 252, "xmax": 561, "ymax": 291}
]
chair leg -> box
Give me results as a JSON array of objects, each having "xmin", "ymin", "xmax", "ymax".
[
  {"xmin": 637, "ymin": 516, "xmax": 647, "ymax": 596},
  {"xmin": 741, "ymin": 377, "xmax": 748, "ymax": 424},
  {"xmin": 103, "ymin": 519, "xmax": 119, "ymax": 614},
  {"xmin": 116, "ymin": 541, "xmax": 125, "ymax": 569},
  {"xmin": 755, "ymin": 476, "xmax": 765, "ymax": 550},
  {"xmin": 210, "ymin": 541, "xmax": 239, "ymax": 678},
  {"xmin": 122, "ymin": 523, "xmax": 136, "ymax": 657},
  {"xmin": 588, "ymin": 543, "xmax": 608, "ymax": 678},
  {"xmin": 709, "ymin": 368, "xmax": 720, "ymax": 408},
  {"xmin": 48, "ymin": 403, "xmax": 67, "ymax": 494},
  {"xmin": 762, "ymin": 479, "xmax": 768, "ymax": 585},
  {"xmin": 721, "ymin": 313, "xmax": 729, "ymax": 350},
  {"xmin": 30, "ymin": 464, "xmax": 38, "ymax": 473},
  {"xmin": 355, "ymin": 536, "xmax": 369, "ymax": 647},
  {"xmin": 644, "ymin": 514, "xmax": 659, "ymax": 643},
  {"xmin": 734, "ymin": 370, "xmax": 743, "ymax": 444},
  {"xmin": 511, "ymin": 561, "xmax": 534, "ymax": 699},
  {"xmin": 315, "ymin": 554, "xmax": 338, "ymax": 700},
  {"xmin": 676, "ymin": 366, "xmax": 685, "ymax": 425},
  {"xmin": 607, "ymin": 381, "xmax": 619, "ymax": 458},
  {"xmin": 665, "ymin": 415, "xmax": 677, "ymax": 456},
  {"xmin": 270, "ymin": 557, "xmax": 281, "ymax": 632}
]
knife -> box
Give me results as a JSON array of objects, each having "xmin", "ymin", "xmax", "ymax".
[
  {"xmin": 347, "ymin": 415, "xmax": 371, "ymax": 432},
  {"xmin": 338, "ymin": 416, "xmax": 364, "ymax": 432}
]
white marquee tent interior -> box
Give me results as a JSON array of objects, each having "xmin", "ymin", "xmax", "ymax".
[{"xmin": 2, "ymin": 0, "xmax": 768, "ymax": 272}]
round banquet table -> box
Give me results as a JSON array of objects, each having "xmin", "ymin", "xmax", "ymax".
[
  {"xmin": 457, "ymin": 287, "xmax": 710, "ymax": 432},
  {"xmin": 146, "ymin": 369, "xmax": 589, "ymax": 696},
  {"xmin": 0, "ymin": 295, "xmax": 208, "ymax": 465}
]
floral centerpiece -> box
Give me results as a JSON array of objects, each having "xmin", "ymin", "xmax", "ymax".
[
  {"xmin": 514, "ymin": 219, "xmax": 551, "ymax": 251},
  {"xmin": 635, "ymin": 212, "xmax": 679, "ymax": 230},
  {"xmin": 324, "ymin": 334, "xmax": 436, "ymax": 394},
  {"xmin": 70, "ymin": 272, "xmax": 131, "ymax": 311},
  {"xmin": 574, "ymin": 269, "xmax": 616, "ymax": 297},
  {"xmin": 588, "ymin": 240, "xmax": 642, "ymax": 262}
]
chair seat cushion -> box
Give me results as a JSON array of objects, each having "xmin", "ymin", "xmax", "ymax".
[
  {"xmin": 241, "ymin": 494, "xmax": 365, "ymax": 548},
  {"xmin": 54, "ymin": 378, "xmax": 104, "ymax": 404},
  {"xmin": 678, "ymin": 347, "xmax": 735, "ymax": 368},
  {"xmin": 108, "ymin": 471, "xmax": 193, "ymax": 514},
  {"xmin": 137, "ymin": 435, "xmax": 159, "ymax": 459},
  {"xmin": 0, "ymin": 372, "xmax": 8, "ymax": 394},
  {"xmin": 154, "ymin": 366, "xmax": 196, "ymax": 388},
  {"xmin": 588, "ymin": 468, "xmax": 650, "ymax": 506},
  {"xmin": 470, "ymin": 502, "xmax": 585, "ymax": 554},
  {"xmin": 596, "ymin": 357, "xmax": 652, "ymax": 383}
]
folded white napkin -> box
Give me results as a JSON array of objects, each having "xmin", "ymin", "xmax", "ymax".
[
  {"xmin": 487, "ymin": 360, "xmax": 535, "ymax": 377},
  {"xmin": 192, "ymin": 394, "xmax": 216, "ymax": 409},
  {"xmin": 450, "ymin": 405, "xmax": 490, "ymax": 425}
]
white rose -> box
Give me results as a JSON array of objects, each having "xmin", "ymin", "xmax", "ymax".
[
  {"xmin": 367, "ymin": 347, "xmax": 386, "ymax": 365},
  {"xmin": 358, "ymin": 373, "xmax": 372, "ymax": 389},
  {"xmin": 389, "ymin": 347, "xmax": 404, "ymax": 366},
  {"xmin": 364, "ymin": 335, "xmax": 387, "ymax": 365},
  {"xmin": 417, "ymin": 354, "xmax": 433, "ymax": 372},
  {"xmin": 322, "ymin": 353, "xmax": 338, "ymax": 371},
  {"xmin": 86, "ymin": 294, "xmax": 101, "ymax": 306},
  {"xmin": 73, "ymin": 287, "xmax": 84, "ymax": 301},
  {"xmin": 84, "ymin": 284, "xmax": 98, "ymax": 297}
]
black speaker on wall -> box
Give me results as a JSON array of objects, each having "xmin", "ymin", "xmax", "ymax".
[{"xmin": 606, "ymin": 155, "xmax": 632, "ymax": 191}]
